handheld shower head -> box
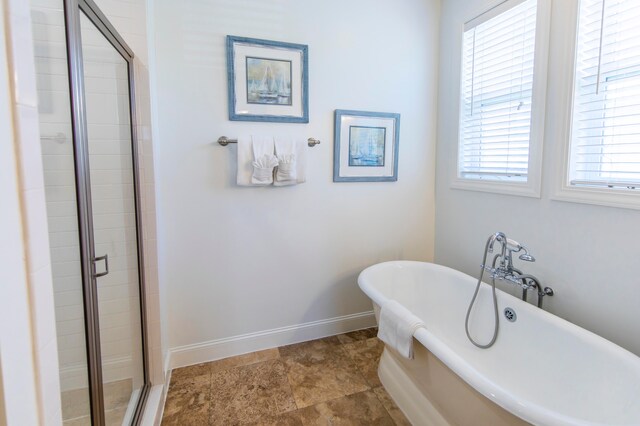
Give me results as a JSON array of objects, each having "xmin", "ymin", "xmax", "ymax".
[
  {"xmin": 504, "ymin": 237, "xmax": 536, "ymax": 262},
  {"xmin": 519, "ymin": 251, "xmax": 536, "ymax": 262}
]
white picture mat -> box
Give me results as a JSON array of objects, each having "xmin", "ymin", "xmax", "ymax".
[
  {"xmin": 233, "ymin": 43, "xmax": 303, "ymax": 118},
  {"xmin": 339, "ymin": 115, "xmax": 396, "ymax": 177}
]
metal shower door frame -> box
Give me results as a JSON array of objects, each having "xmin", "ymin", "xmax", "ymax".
[{"xmin": 63, "ymin": 0, "xmax": 150, "ymax": 424}]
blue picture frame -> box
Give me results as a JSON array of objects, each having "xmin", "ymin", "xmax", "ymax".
[
  {"xmin": 333, "ymin": 110, "xmax": 400, "ymax": 182},
  {"xmin": 226, "ymin": 35, "xmax": 309, "ymax": 123}
]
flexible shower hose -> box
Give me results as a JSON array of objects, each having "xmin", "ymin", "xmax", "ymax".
[{"xmin": 464, "ymin": 236, "xmax": 500, "ymax": 349}]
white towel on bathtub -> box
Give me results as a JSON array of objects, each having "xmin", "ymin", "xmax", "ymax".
[{"xmin": 377, "ymin": 300, "xmax": 425, "ymax": 359}]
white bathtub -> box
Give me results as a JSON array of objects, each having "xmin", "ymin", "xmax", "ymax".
[{"xmin": 358, "ymin": 261, "xmax": 640, "ymax": 426}]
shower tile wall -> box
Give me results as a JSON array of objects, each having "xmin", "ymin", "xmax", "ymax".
[
  {"xmin": 31, "ymin": 0, "xmax": 88, "ymax": 394},
  {"xmin": 30, "ymin": 0, "xmax": 143, "ymax": 419}
]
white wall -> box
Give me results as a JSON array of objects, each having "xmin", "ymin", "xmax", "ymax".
[
  {"xmin": 435, "ymin": 0, "xmax": 640, "ymax": 356},
  {"xmin": 152, "ymin": 0, "xmax": 440, "ymax": 362},
  {"xmin": 1, "ymin": 0, "xmax": 62, "ymax": 423},
  {"xmin": 0, "ymin": 1, "xmax": 41, "ymax": 422}
]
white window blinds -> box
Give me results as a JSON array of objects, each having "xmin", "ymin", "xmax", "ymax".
[
  {"xmin": 569, "ymin": 0, "xmax": 640, "ymax": 190},
  {"xmin": 459, "ymin": 0, "xmax": 538, "ymax": 182}
]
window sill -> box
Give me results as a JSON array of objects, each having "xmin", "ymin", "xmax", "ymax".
[
  {"xmin": 451, "ymin": 178, "xmax": 541, "ymax": 198},
  {"xmin": 551, "ymin": 185, "xmax": 640, "ymax": 211}
]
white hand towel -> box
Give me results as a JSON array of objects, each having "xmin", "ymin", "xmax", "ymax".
[
  {"xmin": 236, "ymin": 136, "xmax": 255, "ymax": 186},
  {"xmin": 274, "ymin": 137, "xmax": 307, "ymax": 186},
  {"xmin": 377, "ymin": 300, "xmax": 425, "ymax": 359},
  {"xmin": 274, "ymin": 137, "xmax": 297, "ymax": 184},
  {"xmin": 251, "ymin": 136, "xmax": 277, "ymax": 185}
]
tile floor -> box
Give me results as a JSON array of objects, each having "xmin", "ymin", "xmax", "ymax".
[{"xmin": 162, "ymin": 328, "xmax": 410, "ymax": 425}]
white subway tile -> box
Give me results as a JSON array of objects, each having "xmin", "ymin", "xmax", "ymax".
[
  {"xmin": 47, "ymin": 215, "xmax": 80, "ymax": 232},
  {"xmin": 44, "ymin": 200, "xmax": 77, "ymax": 218},
  {"xmin": 48, "ymin": 231, "xmax": 80, "ymax": 248},
  {"xmin": 56, "ymin": 318, "xmax": 85, "ymax": 336},
  {"xmin": 53, "ymin": 289, "xmax": 83, "ymax": 308},
  {"xmin": 51, "ymin": 260, "xmax": 82, "ymax": 279},
  {"xmin": 55, "ymin": 304, "xmax": 85, "ymax": 322},
  {"xmin": 41, "ymin": 153, "xmax": 74, "ymax": 171}
]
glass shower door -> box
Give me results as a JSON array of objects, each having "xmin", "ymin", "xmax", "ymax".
[
  {"xmin": 79, "ymin": 9, "xmax": 145, "ymax": 426},
  {"xmin": 33, "ymin": 0, "xmax": 148, "ymax": 423}
]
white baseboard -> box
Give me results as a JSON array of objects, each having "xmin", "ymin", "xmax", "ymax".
[{"xmin": 168, "ymin": 311, "xmax": 376, "ymax": 370}]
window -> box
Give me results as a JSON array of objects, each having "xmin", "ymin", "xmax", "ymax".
[
  {"xmin": 569, "ymin": 0, "xmax": 640, "ymax": 191},
  {"xmin": 455, "ymin": 0, "xmax": 548, "ymax": 196}
]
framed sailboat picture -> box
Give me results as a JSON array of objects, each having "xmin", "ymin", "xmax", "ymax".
[
  {"xmin": 226, "ymin": 36, "xmax": 309, "ymax": 123},
  {"xmin": 333, "ymin": 110, "xmax": 401, "ymax": 182}
]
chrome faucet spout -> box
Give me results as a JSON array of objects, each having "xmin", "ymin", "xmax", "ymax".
[{"xmin": 488, "ymin": 232, "xmax": 506, "ymax": 254}]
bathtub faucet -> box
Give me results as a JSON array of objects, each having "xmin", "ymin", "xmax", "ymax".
[
  {"xmin": 486, "ymin": 233, "xmax": 533, "ymax": 275},
  {"xmin": 482, "ymin": 233, "xmax": 554, "ymax": 308}
]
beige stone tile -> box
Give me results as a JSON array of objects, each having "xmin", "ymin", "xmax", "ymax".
[
  {"xmin": 209, "ymin": 359, "xmax": 297, "ymax": 425},
  {"xmin": 336, "ymin": 327, "xmax": 378, "ymax": 345},
  {"xmin": 169, "ymin": 362, "xmax": 211, "ymax": 392},
  {"xmin": 105, "ymin": 405, "xmax": 128, "ymax": 426},
  {"xmin": 61, "ymin": 387, "xmax": 90, "ymax": 420},
  {"xmin": 103, "ymin": 378, "xmax": 132, "ymax": 410},
  {"xmin": 63, "ymin": 416, "xmax": 91, "ymax": 426},
  {"xmin": 342, "ymin": 337, "xmax": 385, "ymax": 387},
  {"xmin": 163, "ymin": 362, "xmax": 211, "ymax": 425},
  {"xmin": 373, "ymin": 386, "xmax": 411, "ymax": 426},
  {"xmin": 283, "ymin": 342, "xmax": 370, "ymax": 408},
  {"xmin": 209, "ymin": 348, "xmax": 280, "ymax": 374},
  {"xmin": 278, "ymin": 336, "xmax": 341, "ymax": 360},
  {"xmin": 162, "ymin": 383, "xmax": 210, "ymax": 426},
  {"xmin": 244, "ymin": 410, "xmax": 304, "ymax": 425},
  {"xmin": 297, "ymin": 391, "xmax": 395, "ymax": 425},
  {"xmin": 171, "ymin": 361, "xmax": 211, "ymax": 382}
]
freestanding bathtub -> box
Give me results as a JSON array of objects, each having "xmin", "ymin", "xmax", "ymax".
[{"xmin": 358, "ymin": 261, "xmax": 640, "ymax": 426}]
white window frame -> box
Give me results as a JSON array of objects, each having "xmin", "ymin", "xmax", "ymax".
[
  {"xmin": 551, "ymin": 0, "xmax": 640, "ymax": 210},
  {"xmin": 451, "ymin": 0, "xmax": 551, "ymax": 198}
]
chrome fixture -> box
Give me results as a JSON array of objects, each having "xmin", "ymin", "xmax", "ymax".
[
  {"xmin": 482, "ymin": 236, "xmax": 552, "ymax": 307},
  {"xmin": 514, "ymin": 274, "xmax": 554, "ymax": 308},
  {"xmin": 465, "ymin": 232, "xmax": 554, "ymax": 349},
  {"xmin": 504, "ymin": 307, "xmax": 517, "ymax": 322},
  {"xmin": 217, "ymin": 136, "xmax": 321, "ymax": 147}
]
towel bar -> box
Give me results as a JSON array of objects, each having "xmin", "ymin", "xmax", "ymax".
[{"xmin": 218, "ymin": 136, "xmax": 320, "ymax": 147}]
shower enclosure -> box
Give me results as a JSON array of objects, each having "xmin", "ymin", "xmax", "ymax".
[{"xmin": 31, "ymin": 0, "xmax": 149, "ymax": 424}]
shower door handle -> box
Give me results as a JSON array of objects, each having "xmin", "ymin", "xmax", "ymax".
[{"xmin": 93, "ymin": 254, "xmax": 109, "ymax": 278}]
